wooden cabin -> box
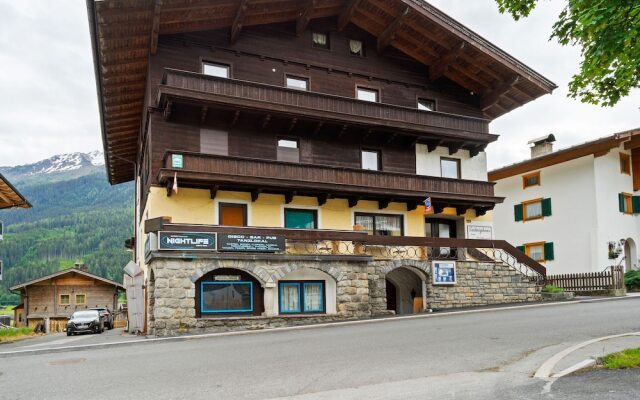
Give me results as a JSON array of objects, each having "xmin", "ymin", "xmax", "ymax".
[
  {"xmin": 87, "ymin": 0, "xmax": 556, "ymax": 336},
  {"xmin": 10, "ymin": 268, "xmax": 124, "ymax": 332}
]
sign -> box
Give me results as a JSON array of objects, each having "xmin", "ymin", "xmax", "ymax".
[
  {"xmin": 217, "ymin": 234, "xmax": 285, "ymax": 252},
  {"xmin": 158, "ymin": 231, "xmax": 216, "ymax": 251},
  {"xmin": 214, "ymin": 275, "xmax": 241, "ymax": 281},
  {"xmin": 466, "ymin": 225, "xmax": 493, "ymax": 240},
  {"xmin": 432, "ymin": 261, "xmax": 456, "ymax": 285},
  {"xmin": 171, "ymin": 154, "xmax": 184, "ymax": 169}
]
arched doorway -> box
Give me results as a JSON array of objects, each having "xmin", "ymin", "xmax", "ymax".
[
  {"xmin": 624, "ymin": 238, "xmax": 637, "ymax": 272},
  {"xmin": 385, "ymin": 267, "xmax": 425, "ymax": 315}
]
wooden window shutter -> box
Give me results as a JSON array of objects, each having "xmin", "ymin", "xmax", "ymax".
[
  {"xmin": 514, "ymin": 204, "xmax": 523, "ymax": 221},
  {"xmin": 541, "ymin": 198, "xmax": 552, "ymax": 216},
  {"xmin": 544, "ymin": 242, "xmax": 555, "ymax": 261},
  {"xmin": 633, "ymin": 196, "xmax": 640, "ymax": 214},
  {"xmin": 619, "ymin": 193, "xmax": 625, "ymax": 212},
  {"xmin": 516, "ymin": 245, "xmax": 525, "ymax": 253},
  {"xmin": 200, "ymin": 129, "xmax": 228, "ymax": 155}
]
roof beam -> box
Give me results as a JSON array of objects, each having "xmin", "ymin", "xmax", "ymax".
[
  {"xmin": 230, "ymin": 0, "xmax": 248, "ymax": 44},
  {"xmin": 296, "ymin": 0, "xmax": 315, "ymax": 37},
  {"xmin": 337, "ymin": 0, "xmax": 362, "ymax": 31},
  {"xmin": 481, "ymin": 75, "xmax": 520, "ymax": 111},
  {"xmin": 377, "ymin": 7, "xmax": 410, "ymax": 54},
  {"xmin": 150, "ymin": 0, "xmax": 163, "ymax": 55},
  {"xmin": 429, "ymin": 41, "xmax": 466, "ymax": 82}
]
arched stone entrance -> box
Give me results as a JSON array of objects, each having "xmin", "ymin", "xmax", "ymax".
[
  {"xmin": 624, "ymin": 238, "xmax": 637, "ymax": 271},
  {"xmin": 385, "ymin": 267, "xmax": 426, "ymax": 315},
  {"xmin": 194, "ymin": 268, "xmax": 265, "ymax": 317}
]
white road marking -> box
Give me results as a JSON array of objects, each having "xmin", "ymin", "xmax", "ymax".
[
  {"xmin": 17, "ymin": 335, "xmax": 91, "ymax": 349},
  {"xmin": 551, "ymin": 358, "xmax": 596, "ymax": 378}
]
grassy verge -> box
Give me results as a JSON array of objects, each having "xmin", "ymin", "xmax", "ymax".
[
  {"xmin": 602, "ymin": 348, "xmax": 640, "ymax": 369},
  {"xmin": 0, "ymin": 327, "xmax": 36, "ymax": 343},
  {"xmin": 0, "ymin": 306, "xmax": 15, "ymax": 315}
]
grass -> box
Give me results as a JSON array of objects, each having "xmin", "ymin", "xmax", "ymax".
[
  {"xmin": 602, "ymin": 348, "xmax": 640, "ymax": 369},
  {"xmin": 542, "ymin": 284, "xmax": 564, "ymax": 293},
  {"xmin": 0, "ymin": 327, "xmax": 35, "ymax": 343},
  {"xmin": 0, "ymin": 306, "xmax": 16, "ymax": 315}
]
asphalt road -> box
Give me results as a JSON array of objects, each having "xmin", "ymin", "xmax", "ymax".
[{"xmin": 1, "ymin": 298, "xmax": 639, "ymax": 400}]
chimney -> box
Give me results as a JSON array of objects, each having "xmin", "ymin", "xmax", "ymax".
[
  {"xmin": 528, "ymin": 134, "xmax": 556, "ymax": 158},
  {"xmin": 74, "ymin": 260, "xmax": 88, "ymax": 272}
]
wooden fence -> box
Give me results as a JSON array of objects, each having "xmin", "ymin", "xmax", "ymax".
[{"xmin": 545, "ymin": 266, "xmax": 624, "ymax": 292}]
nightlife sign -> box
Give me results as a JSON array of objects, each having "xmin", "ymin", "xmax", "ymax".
[{"xmin": 158, "ymin": 231, "xmax": 217, "ymax": 251}]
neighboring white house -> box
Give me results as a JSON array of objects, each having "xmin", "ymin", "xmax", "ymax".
[{"xmin": 488, "ymin": 129, "xmax": 640, "ymax": 274}]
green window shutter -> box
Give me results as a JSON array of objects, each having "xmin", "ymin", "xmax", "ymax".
[
  {"xmin": 514, "ymin": 204, "xmax": 523, "ymax": 221},
  {"xmin": 516, "ymin": 245, "xmax": 525, "ymax": 253},
  {"xmin": 544, "ymin": 242, "xmax": 555, "ymax": 261},
  {"xmin": 633, "ymin": 196, "xmax": 640, "ymax": 214},
  {"xmin": 542, "ymin": 198, "xmax": 552, "ymax": 216},
  {"xmin": 619, "ymin": 193, "xmax": 625, "ymax": 212}
]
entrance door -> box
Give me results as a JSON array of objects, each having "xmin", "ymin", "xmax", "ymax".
[
  {"xmin": 425, "ymin": 219, "xmax": 457, "ymax": 258},
  {"xmin": 219, "ymin": 203, "xmax": 247, "ymax": 226}
]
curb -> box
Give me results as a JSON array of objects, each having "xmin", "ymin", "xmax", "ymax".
[{"xmin": 1, "ymin": 294, "xmax": 638, "ymax": 359}]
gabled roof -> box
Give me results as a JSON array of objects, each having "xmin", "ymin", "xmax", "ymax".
[
  {"xmin": 87, "ymin": 0, "xmax": 557, "ymax": 184},
  {"xmin": 10, "ymin": 268, "xmax": 125, "ymax": 291},
  {"xmin": 0, "ymin": 173, "xmax": 31, "ymax": 209},
  {"xmin": 488, "ymin": 128, "xmax": 640, "ymax": 181}
]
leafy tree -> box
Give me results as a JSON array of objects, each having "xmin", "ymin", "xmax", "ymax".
[{"xmin": 495, "ymin": 0, "xmax": 640, "ymax": 106}]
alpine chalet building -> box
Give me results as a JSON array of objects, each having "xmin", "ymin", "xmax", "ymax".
[{"xmin": 88, "ymin": 0, "xmax": 556, "ymax": 336}]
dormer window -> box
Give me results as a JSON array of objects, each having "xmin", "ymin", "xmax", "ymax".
[
  {"xmin": 202, "ymin": 62, "xmax": 230, "ymax": 78},
  {"xmin": 417, "ymin": 98, "xmax": 436, "ymax": 111},
  {"xmin": 312, "ymin": 32, "xmax": 329, "ymax": 49},
  {"xmin": 349, "ymin": 39, "xmax": 364, "ymax": 56}
]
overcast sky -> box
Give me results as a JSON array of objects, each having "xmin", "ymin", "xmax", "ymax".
[{"xmin": 0, "ymin": 0, "xmax": 638, "ymax": 170}]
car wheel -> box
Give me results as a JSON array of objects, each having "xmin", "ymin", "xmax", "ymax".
[{"xmin": 67, "ymin": 330, "xmax": 72, "ymax": 336}]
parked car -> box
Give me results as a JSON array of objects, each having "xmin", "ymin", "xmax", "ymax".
[
  {"xmin": 90, "ymin": 307, "xmax": 113, "ymax": 329},
  {"xmin": 66, "ymin": 310, "xmax": 104, "ymax": 336}
]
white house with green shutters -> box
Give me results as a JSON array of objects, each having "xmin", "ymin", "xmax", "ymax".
[{"xmin": 488, "ymin": 130, "xmax": 640, "ymax": 274}]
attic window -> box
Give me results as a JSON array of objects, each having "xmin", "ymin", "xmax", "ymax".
[
  {"xmin": 417, "ymin": 98, "xmax": 436, "ymax": 111},
  {"xmin": 203, "ymin": 62, "xmax": 230, "ymax": 78},
  {"xmin": 312, "ymin": 32, "xmax": 329, "ymax": 49},
  {"xmin": 349, "ymin": 40, "xmax": 364, "ymax": 56}
]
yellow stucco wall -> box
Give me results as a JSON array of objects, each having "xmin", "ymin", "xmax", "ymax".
[{"xmin": 144, "ymin": 187, "xmax": 486, "ymax": 238}]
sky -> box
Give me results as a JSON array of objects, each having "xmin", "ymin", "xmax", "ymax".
[{"xmin": 0, "ymin": 0, "xmax": 638, "ymax": 170}]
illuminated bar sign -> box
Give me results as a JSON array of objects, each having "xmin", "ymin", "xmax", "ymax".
[
  {"xmin": 158, "ymin": 231, "xmax": 216, "ymax": 251},
  {"xmin": 217, "ymin": 234, "xmax": 285, "ymax": 252}
]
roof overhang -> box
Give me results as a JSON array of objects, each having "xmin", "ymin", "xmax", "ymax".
[
  {"xmin": 0, "ymin": 173, "xmax": 31, "ymax": 209},
  {"xmin": 88, "ymin": 0, "xmax": 557, "ymax": 184},
  {"xmin": 10, "ymin": 268, "xmax": 125, "ymax": 291}
]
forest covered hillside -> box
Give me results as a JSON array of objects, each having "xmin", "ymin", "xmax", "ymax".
[{"xmin": 0, "ymin": 152, "xmax": 134, "ymax": 304}]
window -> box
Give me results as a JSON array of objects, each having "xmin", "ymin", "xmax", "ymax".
[
  {"xmin": 200, "ymin": 128, "xmax": 228, "ymax": 155},
  {"xmin": 284, "ymin": 209, "xmax": 317, "ymax": 229},
  {"xmin": 620, "ymin": 153, "xmax": 631, "ymax": 175},
  {"xmin": 202, "ymin": 62, "xmax": 230, "ymax": 78},
  {"xmin": 286, "ymin": 75, "xmax": 308, "ymax": 91},
  {"xmin": 59, "ymin": 294, "xmax": 70, "ymax": 305},
  {"xmin": 355, "ymin": 213, "xmax": 403, "ymax": 236},
  {"xmin": 201, "ymin": 282, "xmax": 253, "ymax": 313},
  {"xmin": 279, "ymin": 281, "xmax": 325, "ymax": 313},
  {"xmin": 417, "ymin": 98, "xmax": 436, "ymax": 111},
  {"xmin": 312, "ymin": 32, "xmax": 329, "ymax": 49},
  {"xmin": 219, "ymin": 203, "xmax": 247, "ymax": 226},
  {"xmin": 277, "ymin": 138, "xmax": 300, "ymax": 162},
  {"xmin": 356, "ymin": 87, "xmax": 379, "ymax": 102},
  {"xmin": 619, "ymin": 193, "xmax": 637, "ymax": 214},
  {"xmin": 440, "ymin": 158, "xmax": 460, "ymax": 179},
  {"xmin": 519, "ymin": 242, "xmax": 555, "ymax": 262},
  {"xmin": 75, "ymin": 294, "xmax": 86, "ymax": 305},
  {"xmin": 514, "ymin": 198, "xmax": 552, "ymax": 221},
  {"xmin": 349, "ymin": 39, "xmax": 364, "ymax": 56},
  {"xmin": 361, "ymin": 149, "xmax": 380, "ymax": 171},
  {"xmin": 522, "ymin": 171, "xmax": 541, "ymax": 188}
]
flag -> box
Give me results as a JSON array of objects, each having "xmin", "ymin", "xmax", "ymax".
[
  {"xmin": 424, "ymin": 197, "xmax": 432, "ymax": 214},
  {"xmin": 172, "ymin": 172, "xmax": 178, "ymax": 194}
]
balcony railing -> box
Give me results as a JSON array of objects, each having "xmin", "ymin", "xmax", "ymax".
[
  {"xmin": 160, "ymin": 151, "xmax": 500, "ymax": 205},
  {"xmin": 158, "ymin": 69, "xmax": 493, "ymax": 142}
]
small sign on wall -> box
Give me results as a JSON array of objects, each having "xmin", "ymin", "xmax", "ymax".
[
  {"xmin": 433, "ymin": 261, "xmax": 456, "ymax": 285},
  {"xmin": 466, "ymin": 225, "xmax": 493, "ymax": 240},
  {"xmin": 217, "ymin": 234, "xmax": 285, "ymax": 252},
  {"xmin": 171, "ymin": 154, "xmax": 184, "ymax": 169}
]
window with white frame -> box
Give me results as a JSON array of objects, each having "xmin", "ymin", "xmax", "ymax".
[
  {"xmin": 286, "ymin": 75, "xmax": 309, "ymax": 91},
  {"xmin": 202, "ymin": 62, "xmax": 230, "ymax": 78}
]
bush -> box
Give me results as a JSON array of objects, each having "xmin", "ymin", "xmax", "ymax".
[
  {"xmin": 542, "ymin": 284, "xmax": 564, "ymax": 293},
  {"xmin": 624, "ymin": 270, "xmax": 640, "ymax": 291}
]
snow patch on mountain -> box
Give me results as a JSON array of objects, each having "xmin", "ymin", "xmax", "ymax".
[{"xmin": 0, "ymin": 151, "xmax": 104, "ymax": 178}]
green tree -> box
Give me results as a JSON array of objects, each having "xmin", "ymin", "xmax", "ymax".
[{"xmin": 495, "ymin": 0, "xmax": 640, "ymax": 106}]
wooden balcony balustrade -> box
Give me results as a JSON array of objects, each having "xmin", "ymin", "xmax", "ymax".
[
  {"xmin": 157, "ymin": 69, "xmax": 494, "ymax": 143},
  {"xmin": 159, "ymin": 151, "xmax": 502, "ymax": 207}
]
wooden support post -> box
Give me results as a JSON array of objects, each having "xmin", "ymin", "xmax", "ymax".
[
  {"xmin": 296, "ymin": 0, "xmax": 315, "ymax": 36},
  {"xmin": 230, "ymin": 0, "xmax": 248, "ymax": 44},
  {"xmin": 337, "ymin": 0, "xmax": 362, "ymax": 31},
  {"xmin": 429, "ymin": 41, "xmax": 466, "ymax": 82},
  {"xmin": 377, "ymin": 7, "xmax": 410, "ymax": 54},
  {"xmin": 150, "ymin": 0, "xmax": 163, "ymax": 55},
  {"xmin": 481, "ymin": 75, "xmax": 520, "ymax": 111}
]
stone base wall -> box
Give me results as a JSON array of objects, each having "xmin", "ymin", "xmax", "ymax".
[{"xmin": 428, "ymin": 262, "xmax": 542, "ymax": 309}]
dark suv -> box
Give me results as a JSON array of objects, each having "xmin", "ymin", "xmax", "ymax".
[
  {"xmin": 66, "ymin": 310, "xmax": 104, "ymax": 336},
  {"xmin": 90, "ymin": 307, "xmax": 113, "ymax": 330}
]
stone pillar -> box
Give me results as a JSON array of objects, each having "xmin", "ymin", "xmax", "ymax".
[{"xmin": 262, "ymin": 282, "xmax": 277, "ymax": 317}]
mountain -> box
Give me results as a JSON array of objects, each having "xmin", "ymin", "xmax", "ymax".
[{"xmin": 0, "ymin": 151, "xmax": 134, "ymax": 304}]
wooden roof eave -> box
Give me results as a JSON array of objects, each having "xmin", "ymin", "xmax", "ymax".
[
  {"xmin": 0, "ymin": 173, "xmax": 31, "ymax": 209},
  {"xmin": 9, "ymin": 268, "xmax": 125, "ymax": 291}
]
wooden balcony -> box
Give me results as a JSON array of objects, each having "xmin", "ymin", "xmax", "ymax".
[
  {"xmin": 158, "ymin": 152, "xmax": 502, "ymax": 210},
  {"xmin": 157, "ymin": 69, "xmax": 495, "ymax": 145}
]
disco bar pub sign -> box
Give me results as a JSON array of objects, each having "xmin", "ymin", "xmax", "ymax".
[{"xmin": 157, "ymin": 231, "xmax": 285, "ymax": 252}]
